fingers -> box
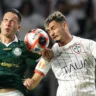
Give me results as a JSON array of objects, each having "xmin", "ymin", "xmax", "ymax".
[
  {"xmin": 24, "ymin": 79, "xmax": 31, "ymax": 86},
  {"xmin": 23, "ymin": 78, "xmax": 33, "ymax": 90},
  {"xmin": 42, "ymin": 48, "xmax": 54, "ymax": 61}
]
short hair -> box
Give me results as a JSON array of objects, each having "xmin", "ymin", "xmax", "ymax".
[
  {"xmin": 44, "ymin": 11, "xmax": 66, "ymax": 29},
  {"xmin": 4, "ymin": 8, "xmax": 22, "ymax": 23}
]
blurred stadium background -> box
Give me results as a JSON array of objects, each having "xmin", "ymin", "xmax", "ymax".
[{"xmin": 0, "ymin": 0, "xmax": 96, "ymax": 96}]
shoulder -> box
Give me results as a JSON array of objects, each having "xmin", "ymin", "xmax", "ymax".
[
  {"xmin": 18, "ymin": 39, "xmax": 26, "ymax": 47},
  {"xmin": 74, "ymin": 36, "xmax": 96, "ymax": 49},
  {"xmin": 52, "ymin": 43, "xmax": 59, "ymax": 50},
  {"xmin": 74, "ymin": 36, "xmax": 94, "ymax": 44},
  {"xmin": 51, "ymin": 43, "xmax": 60, "ymax": 56},
  {"xmin": 18, "ymin": 39, "xmax": 24, "ymax": 43}
]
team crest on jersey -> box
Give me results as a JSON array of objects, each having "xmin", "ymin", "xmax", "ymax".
[
  {"xmin": 12, "ymin": 47, "xmax": 22, "ymax": 56},
  {"xmin": 72, "ymin": 44, "xmax": 81, "ymax": 54}
]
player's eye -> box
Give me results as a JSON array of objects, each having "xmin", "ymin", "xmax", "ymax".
[
  {"xmin": 10, "ymin": 20, "xmax": 16, "ymax": 23},
  {"xmin": 3, "ymin": 18, "xmax": 8, "ymax": 22}
]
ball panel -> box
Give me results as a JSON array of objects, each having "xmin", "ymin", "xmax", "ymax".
[
  {"xmin": 24, "ymin": 33, "xmax": 32, "ymax": 50},
  {"xmin": 24, "ymin": 28, "xmax": 49, "ymax": 52}
]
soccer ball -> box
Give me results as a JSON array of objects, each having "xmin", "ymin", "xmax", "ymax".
[{"xmin": 24, "ymin": 28, "xmax": 49, "ymax": 52}]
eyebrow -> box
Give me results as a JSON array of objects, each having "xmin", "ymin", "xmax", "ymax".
[
  {"xmin": 50, "ymin": 25, "xmax": 55, "ymax": 30},
  {"xmin": 45, "ymin": 29, "xmax": 50, "ymax": 33}
]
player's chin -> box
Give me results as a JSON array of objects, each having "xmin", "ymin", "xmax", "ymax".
[
  {"xmin": 54, "ymin": 37, "xmax": 61, "ymax": 42},
  {"xmin": 55, "ymin": 38, "xmax": 61, "ymax": 43}
]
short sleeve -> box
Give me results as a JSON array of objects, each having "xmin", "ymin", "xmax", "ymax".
[{"xmin": 34, "ymin": 58, "xmax": 51, "ymax": 76}]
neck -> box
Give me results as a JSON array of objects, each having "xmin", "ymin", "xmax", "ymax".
[
  {"xmin": 0, "ymin": 34, "xmax": 15, "ymax": 44},
  {"xmin": 59, "ymin": 34, "xmax": 73, "ymax": 46}
]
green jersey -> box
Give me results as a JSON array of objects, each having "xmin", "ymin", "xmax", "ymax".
[{"xmin": 0, "ymin": 39, "xmax": 40, "ymax": 95}]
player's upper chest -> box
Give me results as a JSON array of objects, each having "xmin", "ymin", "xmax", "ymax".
[
  {"xmin": 0, "ymin": 41, "xmax": 25, "ymax": 58},
  {"xmin": 51, "ymin": 43, "xmax": 93, "ymax": 67}
]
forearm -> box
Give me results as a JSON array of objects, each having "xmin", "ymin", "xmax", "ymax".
[
  {"xmin": 24, "ymin": 73, "xmax": 43, "ymax": 90},
  {"xmin": 30, "ymin": 73, "xmax": 43, "ymax": 90}
]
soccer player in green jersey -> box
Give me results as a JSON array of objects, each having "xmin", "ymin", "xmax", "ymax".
[{"xmin": 0, "ymin": 9, "xmax": 40, "ymax": 96}]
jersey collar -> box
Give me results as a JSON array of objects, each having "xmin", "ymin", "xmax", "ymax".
[
  {"xmin": 0, "ymin": 35, "xmax": 19, "ymax": 47},
  {"xmin": 58, "ymin": 36, "xmax": 78, "ymax": 49}
]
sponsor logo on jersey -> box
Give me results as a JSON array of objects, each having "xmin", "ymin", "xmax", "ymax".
[
  {"xmin": 0, "ymin": 62, "xmax": 19, "ymax": 68},
  {"xmin": 3, "ymin": 48, "xmax": 12, "ymax": 50},
  {"xmin": 72, "ymin": 44, "xmax": 81, "ymax": 54},
  {"xmin": 12, "ymin": 47, "xmax": 22, "ymax": 56},
  {"xmin": 61, "ymin": 59, "xmax": 87, "ymax": 75},
  {"xmin": 38, "ymin": 60, "xmax": 45, "ymax": 68}
]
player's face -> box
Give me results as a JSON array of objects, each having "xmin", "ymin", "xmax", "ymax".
[
  {"xmin": 0, "ymin": 12, "xmax": 20, "ymax": 37},
  {"xmin": 46, "ymin": 20, "xmax": 67, "ymax": 43}
]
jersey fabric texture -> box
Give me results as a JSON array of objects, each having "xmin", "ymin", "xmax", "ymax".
[
  {"xmin": 0, "ymin": 38, "xmax": 40, "ymax": 95},
  {"xmin": 35, "ymin": 36, "xmax": 96, "ymax": 96},
  {"xmin": 0, "ymin": 90, "xmax": 24, "ymax": 96}
]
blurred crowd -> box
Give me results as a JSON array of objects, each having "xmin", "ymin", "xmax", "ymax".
[{"xmin": 0, "ymin": 0, "xmax": 96, "ymax": 96}]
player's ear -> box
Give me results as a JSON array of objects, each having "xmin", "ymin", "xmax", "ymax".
[
  {"xmin": 62, "ymin": 22, "xmax": 68, "ymax": 31},
  {"xmin": 17, "ymin": 25, "xmax": 21, "ymax": 32}
]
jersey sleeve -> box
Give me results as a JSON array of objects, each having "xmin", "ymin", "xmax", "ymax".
[{"xmin": 34, "ymin": 58, "xmax": 51, "ymax": 76}]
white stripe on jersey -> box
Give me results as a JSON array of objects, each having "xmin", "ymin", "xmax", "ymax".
[{"xmin": 35, "ymin": 36, "xmax": 96, "ymax": 96}]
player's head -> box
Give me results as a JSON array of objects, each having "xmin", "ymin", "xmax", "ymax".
[
  {"xmin": 4, "ymin": 9, "xmax": 22, "ymax": 23},
  {"xmin": 44, "ymin": 11, "xmax": 71, "ymax": 45},
  {"xmin": 0, "ymin": 9, "xmax": 22, "ymax": 37}
]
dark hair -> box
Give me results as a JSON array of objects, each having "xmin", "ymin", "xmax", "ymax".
[
  {"xmin": 44, "ymin": 11, "xmax": 66, "ymax": 29},
  {"xmin": 4, "ymin": 8, "xmax": 22, "ymax": 23}
]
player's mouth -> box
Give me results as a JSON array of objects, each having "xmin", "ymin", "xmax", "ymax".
[
  {"xmin": 53, "ymin": 35, "xmax": 58, "ymax": 40},
  {"xmin": 5, "ymin": 28, "xmax": 10, "ymax": 32}
]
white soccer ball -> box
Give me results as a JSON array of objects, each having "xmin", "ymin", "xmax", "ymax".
[{"xmin": 24, "ymin": 28, "xmax": 49, "ymax": 52}]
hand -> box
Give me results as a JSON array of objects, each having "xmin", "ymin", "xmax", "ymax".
[
  {"xmin": 42, "ymin": 48, "xmax": 54, "ymax": 62},
  {"xmin": 23, "ymin": 78, "xmax": 33, "ymax": 90}
]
